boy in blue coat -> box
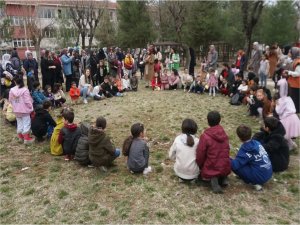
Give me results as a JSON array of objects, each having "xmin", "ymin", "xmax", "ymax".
[
  {"xmin": 231, "ymin": 125, "xmax": 273, "ymax": 191},
  {"xmin": 32, "ymin": 81, "xmax": 46, "ymax": 109}
]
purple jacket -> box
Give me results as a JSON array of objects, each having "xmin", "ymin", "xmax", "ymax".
[{"xmin": 9, "ymin": 86, "xmax": 33, "ymax": 115}]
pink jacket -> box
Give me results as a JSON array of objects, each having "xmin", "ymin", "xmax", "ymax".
[
  {"xmin": 168, "ymin": 74, "xmax": 180, "ymax": 85},
  {"xmin": 208, "ymin": 74, "xmax": 218, "ymax": 87},
  {"xmin": 9, "ymin": 86, "xmax": 33, "ymax": 115}
]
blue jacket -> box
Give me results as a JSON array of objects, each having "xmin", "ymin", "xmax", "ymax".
[
  {"xmin": 61, "ymin": 55, "xmax": 73, "ymax": 76},
  {"xmin": 231, "ymin": 140, "xmax": 272, "ymax": 185},
  {"xmin": 32, "ymin": 89, "xmax": 46, "ymax": 107}
]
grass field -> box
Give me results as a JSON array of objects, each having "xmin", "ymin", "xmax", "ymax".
[{"xmin": 0, "ymin": 82, "xmax": 299, "ymax": 224}]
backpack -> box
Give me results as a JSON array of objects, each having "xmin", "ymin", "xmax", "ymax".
[{"xmin": 230, "ymin": 93, "xmax": 241, "ymax": 105}]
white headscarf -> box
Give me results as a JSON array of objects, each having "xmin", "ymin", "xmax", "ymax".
[
  {"xmin": 25, "ymin": 50, "xmax": 32, "ymax": 59},
  {"xmin": 1, "ymin": 54, "xmax": 11, "ymax": 70}
]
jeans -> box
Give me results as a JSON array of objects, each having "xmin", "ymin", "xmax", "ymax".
[
  {"xmin": 80, "ymin": 87, "xmax": 94, "ymax": 100},
  {"xmin": 259, "ymin": 72, "xmax": 267, "ymax": 87},
  {"xmin": 16, "ymin": 115, "xmax": 31, "ymax": 134},
  {"xmin": 65, "ymin": 75, "xmax": 72, "ymax": 92}
]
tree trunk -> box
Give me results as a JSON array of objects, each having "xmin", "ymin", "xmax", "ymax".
[
  {"xmin": 182, "ymin": 43, "xmax": 190, "ymax": 69},
  {"xmin": 244, "ymin": 30, "xmax": 252, "ymax": 67},
  {"xmin": 81, "ymin": 33, "xmax": 86, "ymax": 49},
  {"xmin": 88, "ymin": 34, "xmax": 93, "ymax": 50}
]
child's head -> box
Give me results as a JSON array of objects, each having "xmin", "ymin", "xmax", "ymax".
[
  {"xmin": 262, "ymin": 53, "xmax": 268, "ymax": 60},
  {"xmin": 242, "ymin": 79, "xmax": 248, "ymax": 85},
  {"xmin": 13, "ymin": 75, "xmax": 25, "ymax": 88},
  {"xmin": 222, "ymin": 63, "xmax": 229, "ymax": 70},
  {"xmin": 45, "ymin": 85, "xmax": 51, "ymax": 93},
  {"xmin": 71, "ymin": 82, "xmax": 77, "ymax": 88},
  {"xmin": 184, "ymin": 68, "xmax": 188, "ymax": 74},
  {"xmin": 172, "ymin": 69, "xmax": 179, "ymax": 76},
  {"xmin": 43, "ymin": 101, "xmax": 52, "ymax": 110},
  {"xmin": 124, "ymin": 73, "xmax": 129, "ymax": 79},
  {"xmin": 85, "ymin": 68, "xmax": 91, "ymax": 77},
  {"xmin": 63, "ymin": 110, "xmax": 75, "ymax": 124},
  {"xmin": 256, "ymin": 89, "xmax": 264, "ymax": 101},
  {"xmin": 253, "ymin": 77, "xmax": 259, "ymax": 85},
  {"xmin": 130, "ymin": 123, "xmax": 144, "ymax": 138},
  {"xmin": 99, "ymin": 60, "xmax": 104, "ymax": 66},
  {"xmin": 248, "ymin": 66, "xmax": 253, "ymax": 71},
  {"xmin": 236, "ymin": 125, "xmax": 252, "ymax": 142},
  {"xmin": 231, "ymin": 63, "xmax": 236, "ymax": 69},
  {"xmin": 154, "ymin": 59, "xmax": 158, "ymax": 64},
  {"xmin": 263, "ymin": 117, "xmax": 279, "ymax": 133},
  {"xmin": 33, "ymin": 81, "xmax": 41, "ymax": 90},
  {"xmin": 208, "ymin": 67, "xmax": 215, "ymax": 74},
  {"xmin": 154, "ymin": 72, "xmax": 159, "ymax": 77},
  {"xmin": 104, "ymin": 76, "xmax": 109, "ymax": 83},
  {"xmin": 163, "ymin": 69, "xmax": 168, "ymax": 75},
  {"xmin": 96, "ymin": 116, "xmax": 107, "ymax": 129},
  {"xmin": 53, "ymin": 83, "xmax": 62, "ymax": 93},
  {"xmin": 249, "ymin": 85, "xmax": 258, "ymax": 95},
  {"xmin": 207, "ymin": 111, "xmax": 221, "ymax": 127},
  {"xmin": 181, "ymin": 119, "xmax": 198, "ymax": 147}
]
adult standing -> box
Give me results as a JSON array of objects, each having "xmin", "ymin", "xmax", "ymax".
[
  {"xmin": 1, "ymin": 54, "xmax": 17, "ymax": 96},
  {"xmin": 249, "ymin": 42, "xmax": 262, "ymax": 75},
  {"xmin": 51, "ymin": 51, "xmax": 64, "ymax": 85},
  {"xmin": 43, "ymin": 50, "xmax": 56, "ymax": 89},
  {"xmin": 124, "ymin": 51, "xmax": 134, "ymax": 78},
  {"xmin": 286, "ymin": 47, "xmax": 300, "ymax": 113},
  {"xmin": 10, "ymin": 50, "xmax": 23, "ymax": 73},
  {"xmin": 81, "ymin": 50, "xmax": 90, "ymax": 73},
  {"xmin": 268, "ymin": 45, "xmax": 279, "ymax": 78},
  {"xmin": 169, "ymin": 48, "xmax": 180, "ymax": 71},
  {"xmin": 144, "ymin": 46, "xmax": 155, "ymax": 88},
  {"xmin": 189, "ymin": 47, "xmax": 196, "ymax": 77},
  {"xmin": 89, "ymin": 50, "xmax": 98, "ymax": 86},
  {"xmin": 207, "ymin": 45, "xmax": 218, "ymax": 70},
  {"xmin": 107, "ymin": 48, "xmax": 117, "ymax": 77},
  {"xmin": 60, "ymin": 48, "xmax": 74, "ymax": 92},
  {"xmin": 235, "ymin": 50, "xmax": 246, "ymax": 78},
  {"xmin": 23, "ymin": 51, "xmax": 38, "ymax": 92}
]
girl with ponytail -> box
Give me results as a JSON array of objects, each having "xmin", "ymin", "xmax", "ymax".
[{"xmin": 169, "ymin": 118, "xmax": 200, "ymax": 182}]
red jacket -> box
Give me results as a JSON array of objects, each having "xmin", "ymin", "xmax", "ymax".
[{"xmin": 196, "ymin": 125, "xmax": 231, "ymax": 179}]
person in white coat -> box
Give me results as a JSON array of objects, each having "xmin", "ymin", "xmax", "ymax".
[{"xmin": 169, "ymin": 119, "xmax": 200, "ymax": 182}]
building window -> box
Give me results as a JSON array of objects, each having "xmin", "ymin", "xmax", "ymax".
[
  {"xmin": 38, "ymin": 8, "xmax": 55, "ymax": 18},
  {"xmin": 44, "ymin": 29, "xmax": 57, "ymax": 38},
  {"xmin": 10, "ymin": 16, "xmax": 24, "ymax": 26},
  {"xmin": 12, "ymin": 39, "xmax": 34, "ymax": 47},
  {"xmin": 109, "ymin": 11, "xmax": 114, "ymax": 21}
]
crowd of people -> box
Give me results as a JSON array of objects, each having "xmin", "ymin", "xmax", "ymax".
[{"xmin": 0, "ymin": 41, "xmax": 299, "ymax": 193}]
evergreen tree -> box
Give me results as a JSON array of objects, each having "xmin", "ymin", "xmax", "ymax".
[{"xmin": 117, "ymin": 1, "xmax": 156, "ymax": 48}]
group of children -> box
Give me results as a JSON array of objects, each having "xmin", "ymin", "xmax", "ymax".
[{"xmin": 170, "ymin": 111, "xmax": 288, "ymax": 193}]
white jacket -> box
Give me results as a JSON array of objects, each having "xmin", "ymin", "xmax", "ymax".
[{"xmin": 169, "ymin": 134, "xmax": 200, "ymax": 179}]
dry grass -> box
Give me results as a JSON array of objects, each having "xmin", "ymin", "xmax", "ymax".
[{"xmin": 0, "ymin": 80, "xmax": 299, "ymax": 224}]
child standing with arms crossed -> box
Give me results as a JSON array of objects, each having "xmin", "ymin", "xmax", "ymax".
[{"xmin": 122, "ymin": 123, "xmax": 152, "ymax": 175}]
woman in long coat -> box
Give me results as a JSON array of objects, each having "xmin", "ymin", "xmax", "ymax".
[{"xmin": 144, "ymin": 47, "xmax": 155, "ymax": 88}]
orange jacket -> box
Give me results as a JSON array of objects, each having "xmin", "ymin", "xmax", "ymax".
[
  {"xmin": 289, "ymin": 59, "xmax": 300, "ymax": 88},
  {"xmin": 69, "ymin": 87, "xmax": 80, "ymax": 99}
]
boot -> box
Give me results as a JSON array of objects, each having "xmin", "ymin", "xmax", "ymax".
[
  {"xmin": 23, "ymin": 133, "xmax": 35, "ymax": 145},
  {"xmin": 211, "ymin": 177, "xmax": 223, "ymax": 194},
  {"xmin": 17, "ymin": 133, "xmax": 24, "ymax": 143},
  {"xmin": 219, "ymin": 176, "xmax": 229, "ymax": 187}
]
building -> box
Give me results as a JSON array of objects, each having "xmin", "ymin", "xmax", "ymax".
[{"xmin": 0, "ymin": 0, "xmax": 117, "ymax": 59}]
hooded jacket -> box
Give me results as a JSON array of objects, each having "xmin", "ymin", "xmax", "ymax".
[
  {"xmin": 196, "ymin": 125, "xmax": 231, "ymax": 179},
  {"xmin": 75, "ymin": 123, "xmax": 90, "ymax": 165},
  {"xmin": 58, "ymin": 123, "xmax": 81, "ymax": 155},
  {"xmin": 231, "ymin": 140, "xmax": 273, "ymax": 184},
  {"xmin": 169, "ymin": 134, "xmax": 200, "ymax": 179},
  {"xmin": 88, "ymin": 127, "xmax": 115, "ymax": 167},
  {"xmin": 31, "ymin": 108, "xmax": 56, "ymax": 137},
  {"xmin": 50, "ymin": 117, "xmax": 64, "ymax": 156},
  {"xmin": 9, "ymin": 86, "xmax": 33, "ymax": 116},
  {"xmin": 253, "ymin": 122, "xmax": 289, "ymax": 172}
]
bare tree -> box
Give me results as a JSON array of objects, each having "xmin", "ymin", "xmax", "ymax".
[
  {"xmin": 241, "ymin": 1, "xmax": 264, "ymax": 63},
  {"xmin": 69, "ymin": 0, "xmax": 105, "ymax": 49},
  {"xmin": 16, "ymin": 4, "xmax": 55, "ymax": 60}
]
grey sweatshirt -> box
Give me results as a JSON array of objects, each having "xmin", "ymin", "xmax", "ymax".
[{"xmin": 127, "ymin": 138, "xmax": 149, "ymax": 172}]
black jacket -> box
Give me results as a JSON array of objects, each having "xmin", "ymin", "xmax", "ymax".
[
  {"xmin": 31, "ymin": 108, "xmax": 56, "ymax": 137},
  {"xmin": 75, "ymin": 123, "xmax": 90, "ymax": 165},
  {"xmin": 253, "ymin": 122, "xmax": 289, "ymax": 172}
]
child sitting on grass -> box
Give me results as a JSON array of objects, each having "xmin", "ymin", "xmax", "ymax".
[
  {"xmin": 253, "ymin": 117, "xmax": 289, "ymax": 172},
  {"xmin": 181, "ymin": 68, "xmax": 193, "ymax": 92},
  {"xmin": 160, "ymin": 69, "xmax": 169, "ymax": 90},
  {"xmin": 169, "ymin": 119, "xmax": 200, "ymax": 182},
  {"xmin": 122, "ymin": 123, "xmax": 151, "ymax": 175},
  {"xmin": 53, "ymin": 83, "xmax": 66, "ymax": 107},
  {"xmin": 50, "ymin": 107, "xmax": 71, "ymax": 156},
  {"xmin": 58, "ymin": 109, "xmax": 81, "ymax": 161},
  {"xmin": 196, "ymin": 111, "xmax": 231, "ymax": 193},
  {"xmin": 75, "ymin": 123, "xmax": 91, "ymax": 166},
  {"xmin": 69, "ymin": 82, "xmax": 80, "ymax": 105},
  {"xmin": 1, "ymin": 89, "xmax": 16, "ymax": 125},
  {"xmin": 231, "ymin": 125, "xmax": 273, "ymax": 191},
  {"xmin": 88, "ymin": 117, "xmax": 120, "ymax": 171},
  {"xmin": 32, "ymin": 81, "xmax": 46, "ymax": 109},
  {"xmin": 44, "ymin": 85, "xmax": 55, "ymax": 106},
  {"xmin": 31, "ymin": 101, "xmax": 56, "ymax": 142}
]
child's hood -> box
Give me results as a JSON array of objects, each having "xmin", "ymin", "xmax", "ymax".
[
  {"xmin": 65, "ymin": 123, "xmax": 78, "ymax": 132},
  {"xmin": 10, "ymin": 87, "xmax": 28, "ymax": 98},
  {"xmin": 80, "ymin": 123, "xmax": 90, "ymax": 136},
  {"xmin": 88, "ymin": 127, "xmax": 106, "ymax": 144},
  {"xmin": 204, "ymin": 125, "xmax": 228, "ymax": 143}
]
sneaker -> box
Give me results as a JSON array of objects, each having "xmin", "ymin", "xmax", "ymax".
[
  {"xmin": 143, "ymin": 166, "xmax": 152, "ymax": 175},
  {"xmin": 17, "ymin": 133, "xmax": 24, "ymax": 143},
  {"xmin": 253, "ymin": 184, "xmax": 263, "ymax": 191},
  {"xmin": 64, "ymin": 155, "xmax": 70, "ymax": 161},
  {"xmin": 83, "ymin": 99, "xmax": 88, "ymax": 104},
  {"xmin": 211, "ymin": 177, "xmax": 223, "ymax": 194},
  {"xmin": 218, "ymin": 177, "xmax": 229, "ymax": 187},
  {"xmin": 87, "ymin": 164, "xmax": 95, "ymax": 168}
]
